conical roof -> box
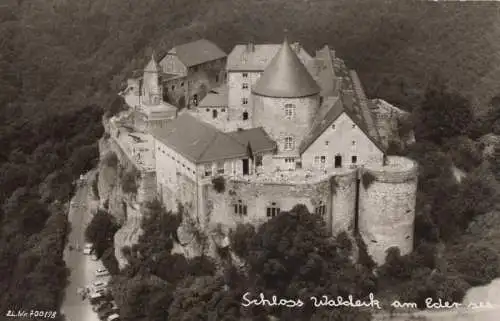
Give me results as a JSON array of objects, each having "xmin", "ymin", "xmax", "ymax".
[
  {"xmin": 144, "ymin": 53, "xmax": 159, "ymax": 73},
  {"xmin": 252, "ymin": 38, "xmax": 320, "ymax": 98}
]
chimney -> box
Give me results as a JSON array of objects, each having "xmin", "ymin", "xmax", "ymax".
[{"xmin": 246, "ymin": 42, "xmax": 255, "ymax": 52}]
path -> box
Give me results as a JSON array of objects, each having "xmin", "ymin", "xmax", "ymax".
[{"xmin": 61, "ymin": 174, "xmax": 108, "ymax": 321}]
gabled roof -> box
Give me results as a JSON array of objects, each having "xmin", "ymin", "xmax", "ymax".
[
  {"xmin": 198, "ymin": 92, "xmax": 228, "ymax": 107},
  {"xmin": 252, "ymin": 38, "xmax": 320, "ymax": 98},
  {"xmin": 226, "ymin": 42, "xmax": 312, "ymax": 72},
  {"xmin": 152, "ymin": 113, "xmax": 253, "ymax": 163},
  {"xmin": 160, "ymin": 39, "xmax": 226, "ymax": 68},
  {"xmin": 308, "ymin": 46, "xmax": 338, "ymax": 97},
  {"xmin": 299, "ymin": 88, "xmax": 386, "ymax": 155},
  {"xmin": 227, "ymin": 128, "xmax": 276, "ymax": 154}
]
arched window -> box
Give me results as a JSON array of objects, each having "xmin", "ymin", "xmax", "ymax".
[
  {"xmin": 242, "ymin": 111, "xmax": 249, "ymax": 120},
  {"xmin": 284, "ymin": 136, "xmax": 294, "ymax": 150},
  {"xmin": 284, "ymin": 104, "xmax": 296, "ymax": 119}
]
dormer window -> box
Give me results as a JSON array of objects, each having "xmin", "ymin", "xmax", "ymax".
[
  {"xmin": 284, "ymin": 104, "xmax": 296, "ymax": 119},
  {"xmin": 284, "ymin": 137, "xmax": 294, "ymax": 151}
]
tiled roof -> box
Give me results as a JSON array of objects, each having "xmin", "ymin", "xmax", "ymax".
[
  {"xmin": 152, "ymin": 113, "xmax": 252, "ymax": 163},
  {"xmin": 309, "ymin": 46, "xmax": 338, "ymax": 97},
  {"xmin": 226, "ymin": 42, "xmax": 311, "ymax": 72},
  {"xmin": 161, "ymin": 39, "xmax": 226, "ymax": 68},
  {"xmin": 198, "ymin": 92, "xmax": 228, "ymax": 107},
  {"xmin": 252, "ymin": 38, "xmax": 320, "ymax": 98},
  {"xmin": 227, "ymin": 128, "xmax": 276, "ymax": 154},
  {"xmin": 299, "ymin": 74, "xmax": 386, "ymax": 154}
]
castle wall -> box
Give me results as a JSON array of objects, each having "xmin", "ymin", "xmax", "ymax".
[
  {"xmin": 252, "ymin": 95, "xmax": 320, "ymax": 159},
  {"xmin": 301, "ymin": 112, "xmax": 384, "ymax": 169},
  {"xmin": 330, "ymin": 169, "xmax": 358, "ymax": 235},
  {"xmin": 189, "ymin": 107, "xmax": 229, "ymax": 132},
  {"xmin": 204, "ymin": 178, "xmax": 332, "ymax": 230},
  {"xmin": 358, "ymin": 156, "xmax": 418, "ymax": 265}
]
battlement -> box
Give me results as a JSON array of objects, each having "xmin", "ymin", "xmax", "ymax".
[{"xmin": 363, "ymin": 156, "xmax": 418, "ymax": 183}]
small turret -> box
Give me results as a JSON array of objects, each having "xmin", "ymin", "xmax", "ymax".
[{"xmin": 142, "ymin": 53, "xmax": 162, "ymax": 105}]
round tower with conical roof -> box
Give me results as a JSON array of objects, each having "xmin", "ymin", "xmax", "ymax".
[
  {"xmin": 142, "ymin": 53, "xmax": 163, "ymax": 105},
  {"xmin": 252, "ymin": 38, "xmax": 321, "ymax": 169}
]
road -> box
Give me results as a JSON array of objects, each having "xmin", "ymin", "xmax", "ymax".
[{"xmin": 61, "ymin": 177, "xmax": 108, "ymax": 321}]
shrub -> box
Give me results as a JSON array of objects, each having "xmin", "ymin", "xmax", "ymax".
[
  {"xmin": 354, "ymin": 232, "xmax": 376, "ymax": 270},
  {"xmin": 361, "ymin": 171, "xmax": 376, "ymax": 189},
  {"xmin": 229, "ymin": 224, "xmax": 256, "ymax": 258},
  {"xmin": 211, "ymin": 176, "xmax": 225, "ymax": 193},
  {"xmin": 103, "ymin": 151, "xmax": 119, "ymax": 168}
]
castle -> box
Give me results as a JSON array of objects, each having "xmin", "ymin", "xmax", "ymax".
[{"xmin": 109, "ymin": 37, "xmax": 417, "ymax": 265}]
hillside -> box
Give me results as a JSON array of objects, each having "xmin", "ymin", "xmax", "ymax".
[{"xmin": 2, "ymin": 0, "xmax": 499, "ymax": 126}]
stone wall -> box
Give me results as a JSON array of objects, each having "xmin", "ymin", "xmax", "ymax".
[
  {"xmin": 203, "ymin": 177, "xmax": 333, "ymax": 231},
  {"xmin": 252, "ymin": 95, "xmax": 320, "ymax": 157},
  {"xmin": 330, "ymin": 168, "xmax": 358, "ymax": 235},
  {"xmin": 358, "ymin": 156, "xmax": 418, "ymax": 265}
]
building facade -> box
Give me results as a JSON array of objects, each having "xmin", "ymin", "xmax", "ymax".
[{"xmin": 117, "ymin": 37, "xmax": 418, "ymax": 265}]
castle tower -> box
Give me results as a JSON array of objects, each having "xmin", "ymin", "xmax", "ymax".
[
  {"xmin": 142, "ymin": 53, "xmax": 162, "ymax": 106},
  {"xmin": 358, "ymin": 156, "xmax": 418, "ymax": 265},
  {"xmin": 252, "ymin": 37, "xmax": 320, "ymax": 169},
  {"xmin": 329, "ymin": 168, "xmax": 358, "ymax": 236}
]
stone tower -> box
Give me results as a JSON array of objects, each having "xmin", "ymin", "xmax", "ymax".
[
  {"xmin": 252, "ymin": 38, "xmax": 321, "ymax": 167},
  {"xmin": 142, "ymin": 54, "xmax": 162, "ymax": 106},
  {"xmin": 358, "ymin": 156, "xmax": 418, "ymax": 265}
]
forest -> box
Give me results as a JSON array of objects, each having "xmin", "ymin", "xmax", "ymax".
[{"xmin": 1, "ymin": 0, "xmax": 500, "ymax": 320}]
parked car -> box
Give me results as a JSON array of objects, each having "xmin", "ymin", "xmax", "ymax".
[
  {"xmin": 89, "ymin": 292, "xmax": 104, "ymax": 305},
  {"xmin": 83, "ymin": 243, "xmax": 93, "ymax": 255},
  {"xmin": 92, "ymin": 280, "xmax": 107, "ymax": 289},
  {"xmin": 107, "ymin": 313, "xmax": 120, "ymax": 321},
  {"xmin": 95, "ymin": 268, "xmax": 110, "ymax": 277}
]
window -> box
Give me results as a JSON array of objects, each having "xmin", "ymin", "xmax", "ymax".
[
  {"xmin": 221, "ymin": 108, "xmax": 225, "ymax": 112},
  {"xmin": 335, "ymin": 155, "xmax": 342, "ymax": 168},
  {"xmin": 217, "ymin": 162, "xmax": 224, "ymax": 174},
  {"xmin": 352, "ymin": 140, "xmax": 356, "ymax": 146},
  {"xmin": 314, "ymin": 156, "xmax": 320, "ymax": 164},
  {"xmin": 352, "ymin": 124, "xmax": 356, "ymax": 129},
  {"xmin": 296, "ymin": 161, "xmax": 302, "ymax": 169},
  {"xmin": 171, "ymin": 85, "xmax": 175, "ymax": 90},
  {"xmin": 284, "ymin": 137, "xmax": 294, "ymax": 150},
  {"xmin": 266, "ymin": 202, "xmax": 280, "ymax": 218},
  {"xmin": 212, "ymin": 110, "xmax": 218, "ymax": 119},
  {"xmin": 181, "ymin": 82, "xmax": 184, "ymax": 87},
  {"xmin": 325, "ymin": 141, "xmax": 329, "ymax": 146},
  {"xmin": 352, "ymin": 156, "xmax": 357, "ymax": 164},
  {"xmin": 255, "ymin": 155, "xmax": 263, "ymax": 167},
  {"xmin": 285, "ymin": 157, "xmax": 295, "ymax": 163},
  {"xmin": 242, "ymin": 83, "xmax": 249, "ymax": 89},
  {"xmin": 234, "ymin": 200, "xmax": 247, "ymax": 216},
  {"xmin": 284, "ymin": 104, "xmax": 296, "ymax": 119},
  {"xmin": 215, "ymin": 75, "xmax": 219, "ymax": 83},
  {"xmin": 242, "ymin": 98, "xmax": 248, "ymax": 105},
  {"xmin": 242, "ymin": 73, "xmax": 248, "ymax": 78},
  {"xmin": 204, "ymin": 163, "xmax": 212, "ymax": 177},
  {"xmin": 331, "ymin": 124, "xmax": 336, "ymax": 129},
  {"xmin": 206, "ymin": 108, "xmax": 210, "ymax": 112},
  {"xmin": 243, "ymin": 111, "xmax": 249, "ymax": 120},
  {"xmin": 315, "ymin": 201, "xmax": 326, "ymax": 217},
  {"xmin": 320, "ymin": 156, "xmax": 326, "ymax": 163}
]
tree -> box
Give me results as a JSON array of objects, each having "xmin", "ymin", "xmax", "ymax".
[
  {"xmin": 85, "ymin": 209, "xmax": 119, "ymax": 257},
  {"xmin": 414, "ymin": 84, "xmax": 473, "ymax": 144},
  {"xmin": 490, "ymin": 143, "xmax": 500, "ymax": 181}
]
